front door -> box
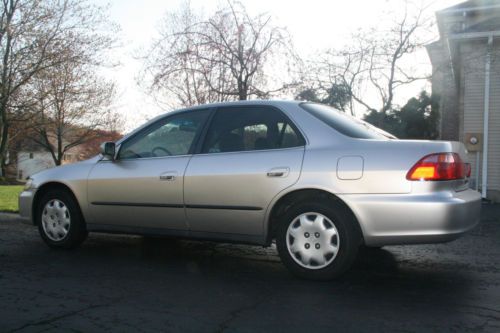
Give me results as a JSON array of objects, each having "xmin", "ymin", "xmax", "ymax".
[
  {"xmin": 184, "ymin": 106, "xmax": 306, "ymax": 237},
  {"xmin": 87, "ymin": 109, "xmax": 210, "ymax": 231}
]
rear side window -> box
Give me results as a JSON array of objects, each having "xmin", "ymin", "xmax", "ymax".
[
  {"xmin": 300, "ymin": 103, "xmax": 394, "ymax": 139},
  {"xmin": 202, "ymin": 106, "xmax": 305, "ymax": 153}
]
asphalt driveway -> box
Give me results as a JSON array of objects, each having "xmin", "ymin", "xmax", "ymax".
[{"xmin": 0, "ymin": 204, "xmax": 499, "ymax": 332}]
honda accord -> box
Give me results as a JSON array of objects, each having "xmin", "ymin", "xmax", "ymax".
[{"xmin": 19, "ymin": 100, "xmax": 481, "ymax": 280}]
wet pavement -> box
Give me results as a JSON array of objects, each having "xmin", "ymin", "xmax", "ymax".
[{"xmin": 0, "ymin": 204, "xmax": 499, "ymax": 332}]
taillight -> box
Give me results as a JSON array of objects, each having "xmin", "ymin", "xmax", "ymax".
[{"xmin": 406, "ymin": 153, "xmax": 466, "ymax": 181}]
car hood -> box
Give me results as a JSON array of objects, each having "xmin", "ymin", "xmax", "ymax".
[{"xmin": 30, "ymin": 155, "xmax": 101, "ymax": 188}]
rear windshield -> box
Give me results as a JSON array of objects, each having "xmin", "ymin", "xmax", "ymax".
[{"xmin": 300, "ymin": 103, "xmax": 396, "ymax": 140}]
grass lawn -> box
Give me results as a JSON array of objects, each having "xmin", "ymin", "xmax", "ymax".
[{"xmin": 0, "ymin": 185, "xmax": 24, "ymax": 212}]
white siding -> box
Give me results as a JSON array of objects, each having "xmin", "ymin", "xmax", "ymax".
[
  {"xmin": 461, "ymin": 40, "xmax": 500, "ymax": 193},
  {"xmin": 17, "ymin": 152, "xmax": 55, "ymax": 180},
  {"xmin": 461, "ymin": 41, "xmax": 485, "ymax": 188}
]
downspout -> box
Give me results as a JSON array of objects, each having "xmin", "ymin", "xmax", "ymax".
[{"xmin": 482, "ymin": 35, "xmax": 493, "ymax": 198}]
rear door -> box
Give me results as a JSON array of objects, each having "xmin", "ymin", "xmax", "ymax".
[{"xmin": 184, "ymin": 105, "xmax": 306, "ymax": 237}]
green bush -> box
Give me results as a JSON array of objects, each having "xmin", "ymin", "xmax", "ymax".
[{"xmin": 0, "ymin": 185, "xmax": 24, "ymax": 212}]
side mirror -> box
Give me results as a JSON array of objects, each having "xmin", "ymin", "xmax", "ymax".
[{"xmin": 100, "ymin": 142, "xmax": 116, "ymax": 160}]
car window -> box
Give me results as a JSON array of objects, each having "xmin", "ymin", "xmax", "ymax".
[
  {"xmin": 278, "ymin": 122, "xmax": 302, "ymax": 148},
  {"xmin": 300, "ymin": 102, "xmax": 396, "ymax": 139},
  {"xmin": 202, "ymin": 106, "xmax": 305, "ymax": 153},
  {"xmin": 119, "ymin": 110, "xmax": 209, "ymax": 159}
]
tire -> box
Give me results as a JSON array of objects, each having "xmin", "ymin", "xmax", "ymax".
[
  {"xmin": 276, "ymin": 200, "xmax": 361, "ymax": 280},
  {"xmin": 36, "ymin": 188, "xmax": 88, "ymax": 249}
]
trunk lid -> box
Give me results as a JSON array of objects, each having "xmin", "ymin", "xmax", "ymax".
[{"xmin": 336, "ymin": 139, "xmax": 470, "ymax": 194}]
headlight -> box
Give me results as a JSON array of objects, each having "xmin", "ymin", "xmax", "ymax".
[{"xmin": 24, "ymin": 178, "xmax": 33, "ymax": 190}]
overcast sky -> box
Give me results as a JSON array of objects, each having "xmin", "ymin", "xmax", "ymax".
[{"xmin": 91, "ymin": 0, "xmax": 464, "ymax": 131}]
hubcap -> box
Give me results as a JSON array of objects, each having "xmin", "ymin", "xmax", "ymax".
[
  {"xmin": 41, "ymin": 199, "xmax": 71, "ymax": 242},
  {"xmin": 286, "ymin": 212, "xmax": 339, "ymax": 270}
]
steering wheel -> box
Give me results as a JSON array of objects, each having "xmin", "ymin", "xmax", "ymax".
[{"xmin": 152, "ymin": 146, "xmax": 172, "ymax": 157}]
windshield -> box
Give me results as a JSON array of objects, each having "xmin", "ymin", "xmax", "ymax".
[{"xmin": 300, "ymin": 103, "xmax": 397, "ymax": 140}]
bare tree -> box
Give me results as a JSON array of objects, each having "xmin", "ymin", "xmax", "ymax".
[
  {"xmin": 0, "ymin": 0, "xmax": 116, "ymax": 175},
  {"xmin": 29, "ymin": 61, "xmax": 116, "ymax": 166},
  {"xmin": 78, "ymin": 129, "xmax": 122, "ymax": 160},
  {"xmin": 303, "ymin": 0, "xmax": 433, "ymax": 117},
  {"xmin": 141, "ymin": 0, "xmax": 300, "ymax": 108}
]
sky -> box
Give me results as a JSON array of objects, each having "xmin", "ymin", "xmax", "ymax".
[{"xmin": 91, "ymin": 0, "xmax": 464, "ymax": 132}]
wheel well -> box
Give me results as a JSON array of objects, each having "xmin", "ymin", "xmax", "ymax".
[
  {"xmin": 32, "ymin": 182, "xmax": 81, "ymax": 225},
  {"xmin": 265, "ymin": 189, "xmax": 363, "ymax": 245}
]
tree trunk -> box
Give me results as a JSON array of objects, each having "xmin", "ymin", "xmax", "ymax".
[
  {"xmin": 0, "ymin": 102, "xmax": 9, "ymax": 178},
  {"xmin": 56, "ymin": 128, "xmax": 63, "ymax": 166},
  {"xmin": 238, "ymin": 81, "xmax": 248, "ymax": 100},
  {"xmin": 0, "ymin": 156, "xmax": 5, "ymax": 177},
  {"xmin": 238, "ymin": 91, "xmax": 247, "ymax": 100}
]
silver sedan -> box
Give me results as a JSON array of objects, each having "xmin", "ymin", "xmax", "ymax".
[{"xmin": 19, "ymin": 100, "xmax": 481, "ymax": 280}]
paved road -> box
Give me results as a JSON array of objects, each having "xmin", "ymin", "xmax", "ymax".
[{"xmin": 0, "ymin": 205, "xmax": 499, "ymax": 332}]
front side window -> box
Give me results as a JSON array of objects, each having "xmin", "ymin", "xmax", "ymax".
[
  {"xmin": 119, "ymin": 110, "xmax": 209, "ymax": 160},
  {"xmin": 202, "ymin": 106, "xmax": 305, "ymax": 153}
]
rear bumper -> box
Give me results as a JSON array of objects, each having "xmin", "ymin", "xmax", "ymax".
[
  {"xmin": 18, "ymin": 189, "xmax": 35, "ymax": 225},
  {"xmin": 339, "ymin": 189, "xmax": 482, "ymax": 246}
]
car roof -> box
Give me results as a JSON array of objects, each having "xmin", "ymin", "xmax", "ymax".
[{"xmin": 179, "ymin": 99, "xmax": 302, "ymax": 112}]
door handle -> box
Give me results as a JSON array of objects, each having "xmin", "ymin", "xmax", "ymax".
[
  {"xmin": 267, "ymin": 167, "xmax": 290, "ymax": 178},
  {"xmin": 160, "ymin": 172, "xmax": 177, "ymax": 181}
]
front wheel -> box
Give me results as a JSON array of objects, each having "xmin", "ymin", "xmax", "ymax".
[
  {"xmin": 276, "ymin": 200, "xmax": 361, "ymax": 280},
  {"xmin": 36, "ymin": 189, "xmax": 87, "ymax": 249}
]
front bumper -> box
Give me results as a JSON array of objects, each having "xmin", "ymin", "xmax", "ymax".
[
  {"xmin": 18, "ymin": 189, "xmax": 36, "ymax": 225},
  {"xmin": 340, "ymin": 189, "xmax": 482, "ymax": 246}
]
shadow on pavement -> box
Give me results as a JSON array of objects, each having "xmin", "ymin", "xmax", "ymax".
[{"xmin": 2, "ymin": 210, "xmax": 497, "ymax": 332}]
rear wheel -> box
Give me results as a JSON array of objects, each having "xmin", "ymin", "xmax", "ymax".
[
  {"xmin": 276, "ymin": 200, "xmax": 361, "ymax": 280},
  {"xmin": 36, "ymin": 189, "xmax": 87, "ymax": 249}
]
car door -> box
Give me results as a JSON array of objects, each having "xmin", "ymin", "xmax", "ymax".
[
  {"xmin": 184, "ymin": 105, "xmax": 306, "ymax": 237},
  {"xmin": 87, "ymin": 109, "xmax": 211, "ymax": 231}
]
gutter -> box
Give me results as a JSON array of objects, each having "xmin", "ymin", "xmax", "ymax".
[
  {"xmin": 482, "ymin": 35, "xmax": 493, "ymax": 198},
  {"xmin": 448, "ymin": 31, "xmax": 500, "ymax": 40},
  {"xmin": 438, "ymin": 5, "xmax": 500, "ymax": 15}
]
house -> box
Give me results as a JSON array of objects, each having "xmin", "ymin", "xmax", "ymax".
[
  {"xmin": 5, "ymin": 129, "xmax": 122, "ymax": 181},
  {"xmin": 6, "ymin": 139, "xmax": 81, "ymax": 181},
  {"xmin": 14, "ymin": 150, "xmax": 81, "ymax": 180},
  {"xmin": 427, "ymin": 0, "xmax": 500, "ymax": 202},
  {"xmin": 16, "ymin": 151, "xmax": 56, "ymax": 181}
]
